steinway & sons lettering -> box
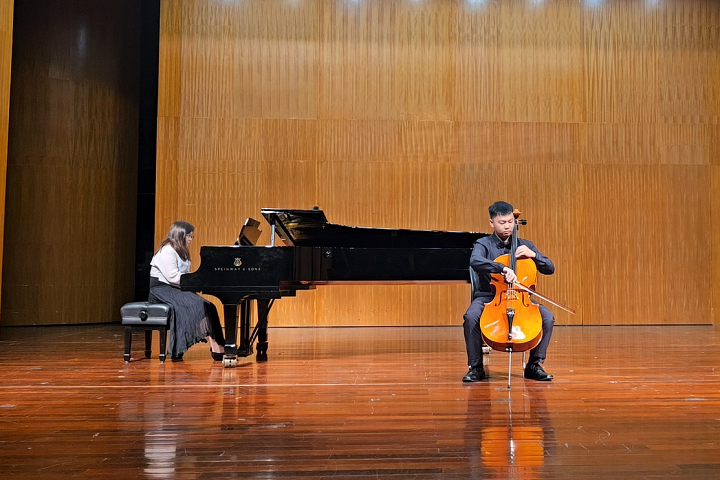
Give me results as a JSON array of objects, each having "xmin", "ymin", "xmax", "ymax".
[{"xmin": 214, "ymin": 266, "xmax": 261, "ymax": 272}]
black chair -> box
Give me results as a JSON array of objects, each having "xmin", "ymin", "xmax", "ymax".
[{"xmin": 121, "ymin": 302, "xmax": 172, "ymax": 362}]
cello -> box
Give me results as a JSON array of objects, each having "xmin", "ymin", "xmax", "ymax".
[{"xmin": 479, "ymin": 209, "xmax": 575, "ymax": 388}]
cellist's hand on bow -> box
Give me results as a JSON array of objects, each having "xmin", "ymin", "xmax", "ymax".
[
  {"xmin": 515, "ymin": 245, "xmax": 536, "ymax": 259},
  {"xmin": 501, "ymin": 267, "xmax": 517, "ymax": 284}
]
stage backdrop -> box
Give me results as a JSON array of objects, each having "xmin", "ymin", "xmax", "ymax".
[
  {"xmin": 0, "ymin": 0, "xmax": 12, "ymax": 324},
  {"xmin": 156, "ymin": 0, "xmax": 720, "ymax": 326},
  {"xmin": 1, "ymin": 0, "xmax": 140, "ymax": 326}
]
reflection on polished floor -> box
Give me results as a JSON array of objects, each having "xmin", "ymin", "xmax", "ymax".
[{"xmin": 1, "ymin": 325, "xmax": 720, "ymax": 479}]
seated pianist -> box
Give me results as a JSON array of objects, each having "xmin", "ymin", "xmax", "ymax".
[{"xmin": 150, "ymin": 221, "xmax": 225, "ymax": 362}]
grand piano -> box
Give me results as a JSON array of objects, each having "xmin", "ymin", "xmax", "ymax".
[{"xmin": 181, "ymin": 207, "xmax": 488, "ymax": 367}]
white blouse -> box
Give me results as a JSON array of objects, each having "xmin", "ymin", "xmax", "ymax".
[{"xmin": 150, "ymin": 244, "xmax": 191, "ymax": 286}]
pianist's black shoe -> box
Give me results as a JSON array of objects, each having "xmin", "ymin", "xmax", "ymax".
[
  {"xmin": 211, "ymin": 349, "xmax": 224, "ymax": 361},
  {"xmin": 524, "ymin": 362, "xmax": 553, "ymax": 381},
  {"xmin": 462, "ymin": 366, "xmax": 487, "ymax": 383},
  {"xmin": 170, "ymin": 352, "xmax": 184, "ymax": 362}
]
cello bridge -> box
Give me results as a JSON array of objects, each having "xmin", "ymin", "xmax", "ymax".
[{"xmin": 505, "ymin": 290, "xmax": 519, "ymax": 301}]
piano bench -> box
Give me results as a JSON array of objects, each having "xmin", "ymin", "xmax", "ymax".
[{"xmin": 120, "ymin": 302, "xmax": 172, "ymax": 363}]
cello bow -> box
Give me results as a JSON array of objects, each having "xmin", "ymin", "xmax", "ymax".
[{"xmin": 511, "ymin": 282, "xmax": 576, "ymax": 315}]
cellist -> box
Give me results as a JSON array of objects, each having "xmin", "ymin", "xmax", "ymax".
[{"xmin": 462, "ymin": 201, "xmax": 556, "ymax": 383}]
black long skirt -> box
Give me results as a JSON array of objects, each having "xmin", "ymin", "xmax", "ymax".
[{"xmin": 148, "ymin": 283, "xmax": 225, "ymax": 356}]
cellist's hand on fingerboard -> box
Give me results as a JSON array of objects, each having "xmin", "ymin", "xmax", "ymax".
[{"xmin": 515, "ymin": 245, "xmax": 536, "ymax": 259}]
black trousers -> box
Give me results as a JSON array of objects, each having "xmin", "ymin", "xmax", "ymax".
[{"xmin": 463, "ymin": 296, "xmax": 555, "ymax": 368}]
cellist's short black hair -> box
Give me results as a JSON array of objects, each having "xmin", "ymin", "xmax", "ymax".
[{"xmin": 489, "ymin": 201, "xmax": 514, "ymax": 219}]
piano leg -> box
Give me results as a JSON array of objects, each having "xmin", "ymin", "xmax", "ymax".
[
  {"xmin": 222, "ymin": 304, "xmax": 239, "ymax": 368},
  {"xmin": 256, "ymin": 298, "xmax": 270, "ymax": 362},
  {"xmin": 238, "ymin": 300, "xmax": 254, "ymax": 358}
]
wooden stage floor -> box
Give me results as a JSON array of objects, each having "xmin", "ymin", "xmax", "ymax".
[{"xmin": 1, "ymin": 324, "xmax": 719, "ymax": 479}]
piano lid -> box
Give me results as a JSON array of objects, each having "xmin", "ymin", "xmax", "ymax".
[{"xmin": 261, "ymin": 207, "xmax": 487, "ymax": 248}]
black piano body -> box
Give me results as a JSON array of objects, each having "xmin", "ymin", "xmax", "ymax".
[{"xmin": 180, "ymin": 208, "xmax": 488, "ymax": 367}]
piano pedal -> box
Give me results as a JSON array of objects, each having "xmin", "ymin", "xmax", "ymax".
[{"xmin": 236, "ymin": 345, "xmax": 254, "ymax": 357}]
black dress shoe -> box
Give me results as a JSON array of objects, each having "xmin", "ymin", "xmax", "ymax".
[
  {"xmin": 211, "ymin": 349, "xmax": 224, "ymax": 361},
  {"xmin": 462, "ymin": 366, "xmax": 487, "ymax": 383},
  {"xmin": 524, "ymin": 363, "xmax": 553, "ymax": 381},
  {"xmin": 170, "ymin": 352, "xmax": 184, "ymax": 362}
]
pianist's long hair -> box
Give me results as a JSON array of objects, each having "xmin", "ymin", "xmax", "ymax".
[{"xmin": 157, "ymin": 221, "xmax": 194, "ymax": 261}]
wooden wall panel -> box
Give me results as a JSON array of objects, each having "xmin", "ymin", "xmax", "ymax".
[
  {"xmin": 157, "ymin": 0, "xmax": 720, "ymax": 327},
  {"xmin": 158, "ymin": 0, "xmax": 183, "ymax": 118},
  {"xmin": 712, "ymin": 127, "xmax": 720, "ymax": 324},
  {"xmin": 494, "ymin": 0, "xmax": 584, "ymax": 123},
  {"xmin": 661, "ymin": 166, "xmax": 711, "ymax": 324},
  {"xmin": 312, "ymin": 284, "xmax": 457, "ymax": 327},
  {"xmin": 0, "ymin": 0, "xmax": 12, "ymax": 325},
  {"xmin": 319, "ymin": 0, "xmax": 455, "ymax": 121},
  {"xmin": 583, "ymin": 2, "xmax": 659, "ymax": 124},
  {"xmin": 581, "ymin": 166, "xmax": 666, "ymax": 325},
  {"xmin": 317, "ymin": 161, "xmax": 452, "ymax": 229},
  {"xmin": 2, "ymin": 1, "xmax": 140, "ymax": 325},
  {"xmin": 452, "ymin": 122, "xmax": 582, "ymax": 164},
  {"xmin": 713, "ymin": 165, "xmax": 720, "ymax": 325},
  {"xmin": 582, "ymin": 123, "xmax": 715, "ymax": 165},
  {"xmin": 654, "ymin": 1, "xmax": 720, "ymax": 124},
  {"xmin": 454, "ymin": 1, "xmax": 498, "ymax": 122}
]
